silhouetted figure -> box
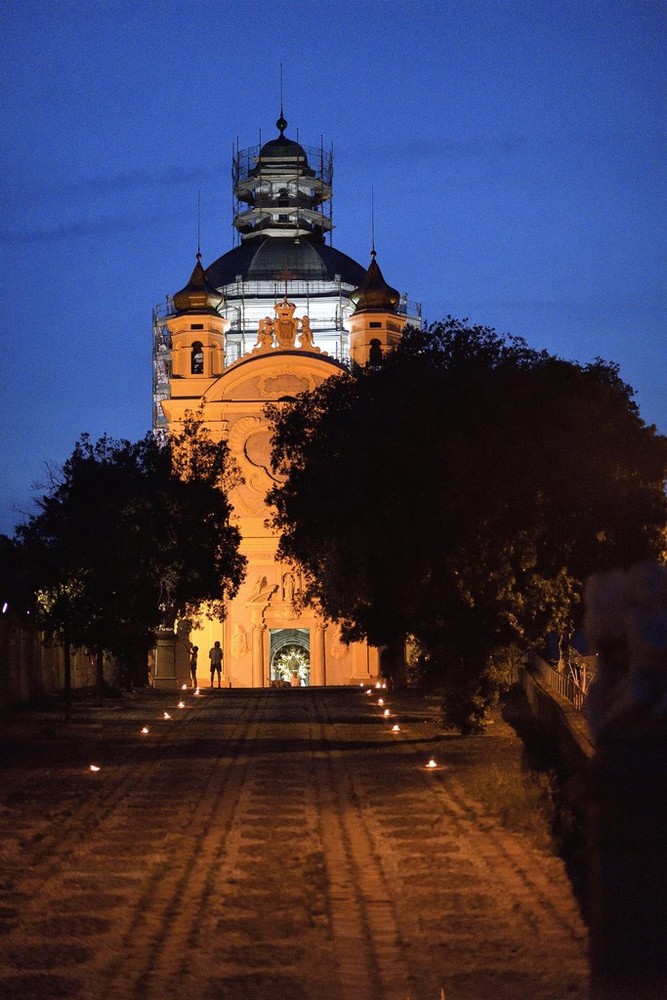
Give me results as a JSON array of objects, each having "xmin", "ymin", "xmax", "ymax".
[
  {"xmin": 209, "ymin": 641, "xmax": 223, "ymax": 688},
  {"xmin": 189, "ymin": 645, "xmax": 198, "ymax": 688}
]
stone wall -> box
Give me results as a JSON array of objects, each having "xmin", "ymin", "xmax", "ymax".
[
  {"xmin": 0, "ymin": 615, "xmax": 97, "ymax": 710},
  {"xmin": 521, "ymin": 653, "xmax": 595, "ymax": 774}
]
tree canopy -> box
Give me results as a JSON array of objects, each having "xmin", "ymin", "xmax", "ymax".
[
  {"xmin": 2, "ymin": 417, "xmax": 246, "ymax": 709},
  {"xmin": 268, "ymin": 319, "xmax": 667, "ymax": 730}
]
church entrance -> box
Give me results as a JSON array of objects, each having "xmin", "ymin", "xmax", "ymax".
[{"xmin": 269, "ymin": 628, "xmax": 310, "ymax": 687}]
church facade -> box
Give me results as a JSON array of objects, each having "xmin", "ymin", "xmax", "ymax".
[{"xmin": 154, "ymin": 115, "xmax": 419, "ymax": 688}]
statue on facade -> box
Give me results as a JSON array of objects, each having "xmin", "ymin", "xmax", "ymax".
[
  {"xmin": 250, "ymin": 305, "xmax": 320, "ymax": 355},
  {"xmin": 253, "ymin": 317, "xmax": 275, "ymax": 353},
  {"xmin": 231, "ymin": 623, "xmax": 248, "ymax": 659},
  {"xmin": 298, "ymin": 314, "xmax": 319, "ymax": 351},
  {"xmin": 247, "ymin": 575, "xmax": 278, "ymax": 605},
  {"xmin": 282, "ymin": 571, "xmax": 295, "ymax": 604}
]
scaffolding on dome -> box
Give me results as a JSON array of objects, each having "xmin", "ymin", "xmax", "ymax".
[{"xmin": 232, "ymin": 139, "xmax": 334, "ymax": 245}]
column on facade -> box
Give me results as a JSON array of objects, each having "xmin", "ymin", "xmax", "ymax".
[
  {"xmin": 252, "ymin": 625, "xmax": 265, "ymax": 688},
  {"xmin": 310, "ymin": 624, "xmax": 326, "ymax": 687}
]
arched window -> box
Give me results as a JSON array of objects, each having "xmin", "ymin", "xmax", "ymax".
[
  {"xmin": 369, "ymin": 339, "xmax": 383, "ymax": 365},
  {"xmin": 191, "ymin": 341, "xmax": 204, "ymax": 374}
]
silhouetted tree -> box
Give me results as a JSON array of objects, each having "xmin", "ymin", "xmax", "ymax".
[
  {"xmin": 268, "ymin": 319, "xmax": 667, "ymax": 730},
  {"xmin": 6, "ymin": 416, "xmax": 245, "ymax": 717}
]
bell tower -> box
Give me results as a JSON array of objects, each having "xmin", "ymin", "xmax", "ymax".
[
  {"xmin": 345, "ymin": 251, "xmax": 406, "ymax": 366},
  {"xmin": 165, "ymin": 254, "xmax": 228, "ymax": 396}
]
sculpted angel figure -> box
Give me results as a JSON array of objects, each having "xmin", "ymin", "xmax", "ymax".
[
  {"xmin": 297, "ymin": 314, "xmax": 317, "ymax": 350},
  {"xmin": 253, "ymin": 317, "xmax": 274, "ymax": 352}
]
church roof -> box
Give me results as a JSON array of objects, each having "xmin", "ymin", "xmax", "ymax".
[
  {"xmin": 172, "ymin": 254, "xmax": 224, "ymax": 314},
  {"xmin": 205, "ymin": 236, "xmax": 366, "ymax": 290},
  {"xmin": 349, "ymin": 251, "xmax": 401, "ymax": 313}
]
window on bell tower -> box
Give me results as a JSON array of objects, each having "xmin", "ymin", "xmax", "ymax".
[
  {"xmin": 191, "ymin": 341, "xmax": 204, "ymax": 374},
  {"xmin": 369, "ymin": 339, "xmax": 383, "ymax": 365}
]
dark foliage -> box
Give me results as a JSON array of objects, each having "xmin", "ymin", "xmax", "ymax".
[
  {"xmin": 267, "ymin": 318, "xmax": 667, "ymax": 730},
  {"xmin": 1, "ymin": 416, "xmax": 246, "ymax": 705}
]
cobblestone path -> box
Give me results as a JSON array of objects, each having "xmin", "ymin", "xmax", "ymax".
[{"xmin": 0, "ymin": 687, "xmax": 588, "ymax": 999}]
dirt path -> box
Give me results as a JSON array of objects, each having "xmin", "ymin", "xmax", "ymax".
[{"xmin": 0, "ymin": 687, "xmax": 588, "ymax": 1000}]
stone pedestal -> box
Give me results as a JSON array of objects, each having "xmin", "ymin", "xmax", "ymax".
[{"xmin": 152, "ymin": 630, "xmax": 191, "ymax": 690}]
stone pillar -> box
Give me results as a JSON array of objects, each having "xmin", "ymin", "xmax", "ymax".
[
  {"xmin": 252, "ymin": 625, "xmax": 265, "ymax": 688},
  {"xmin": 153, "ymin": 629, "xmax": 177, "ymax": 689},
  {"xmin": 310, "ymin": 625, "xmax": 326, "ymax": 686},
  {"xmin": 350, "ymin": 641, "xmax": 379, "ymax": 685}
]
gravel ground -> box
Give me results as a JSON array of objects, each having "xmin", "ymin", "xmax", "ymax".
[{"xmin": 0, "ymin": 686, "xmax": 589, "ymax": 1000}]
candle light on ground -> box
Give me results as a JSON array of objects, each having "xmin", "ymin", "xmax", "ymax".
[
  {"xmin": 378, "ymin": 698, "xmax": 384, "ymax": 706},
  {"xmin": 89, "ymin": 764, "xmax": 101, "ymax": 772},
  {"xmin": 383, "ymin": 708, "xmax": 391, "ymax": 717},
  {"xmin": 140, "ymin": 727, "xmax": 149, "ymax": 734},
  {"xmin": 425, "ymin": 758, "xmax": 438, "ymax": 769},
  {"xmin": 391, "ymin": 724, "xmax": 401, "ymax": 733},
  {"xmin": 163, "ymin": 712, "xmax": 172, "ymax": 720},
  {"xmin": 177, "ymin": 701, "xmax": 186, "ymax": 709}
]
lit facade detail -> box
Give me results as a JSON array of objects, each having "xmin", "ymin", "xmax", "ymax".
[{"xmin": 154, "ymin": 116, "xmax": 420, "ymax": 688}]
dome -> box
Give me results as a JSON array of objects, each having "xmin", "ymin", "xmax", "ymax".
[
  {"xmin": 349, "ymin": 252, "xmax": 401, "ymax": 313},
  {"xmin": 172, "ymin": 254, "xmax": 224, "ymax": 314},
  {"xmin": 251, "ymin": 115, "xmax": 315, "ymax": 177},
  {"xmin": 206, "ymin": 236, "xmax": 366, "ymax": 290}
]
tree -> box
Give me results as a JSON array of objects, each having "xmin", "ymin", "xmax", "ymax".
[
  {"xmin": 7, "ymin": 416, "xmax": 245, "ymax": 717},
  {"xmin": 268, "ymin": 319, "xmax": 667, "ymax": 730}
]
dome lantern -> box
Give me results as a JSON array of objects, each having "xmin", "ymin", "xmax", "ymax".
[{"xmin": 232, "ymin": 115, "xmax": 333, "ymax": 243}]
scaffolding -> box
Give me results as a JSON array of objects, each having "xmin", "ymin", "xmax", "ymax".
[
  {"xmin": 152, "ymin": 301, "xmax": 172, "ymax": 433},
  {"xmin": 232, "ymin": 138, "xmax": 334, "ymax": 245}
]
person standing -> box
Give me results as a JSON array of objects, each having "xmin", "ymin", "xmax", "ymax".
[
  {"xmin": 209, "ymin": 641, "xmax": 223, "ymax": 688},
  {"xmin": 189, "ymin": 645, "xmax": 198, "ymax": 688}
]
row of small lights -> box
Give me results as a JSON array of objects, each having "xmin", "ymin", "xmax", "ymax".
[
  {"xmin": 362, "ymin": 681, "xmax": 440, "ymax": 771},
  {"xmin": 89, "ymin": 682, "xmax": 202, "ymax": 772},
  {"xmin": 90, "ymin": 681, "xmax": 442, "ymax": 773}
]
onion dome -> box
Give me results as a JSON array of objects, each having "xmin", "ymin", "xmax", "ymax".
[
  {"xmin": 253, "ymin": 114, "xmax": 313, "ymax": 173},
  {"xmin": 172, "ymin": 253, "xmax": 224, "ymax": 314},
  {"xmin": 349, "ymin": 251, "xmax": 401, "ymax": 314}
]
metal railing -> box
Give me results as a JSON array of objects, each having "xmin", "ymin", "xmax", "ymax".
[{"xmin": 527, "ymin": 652, "xmax": 588, "ymax": 711}]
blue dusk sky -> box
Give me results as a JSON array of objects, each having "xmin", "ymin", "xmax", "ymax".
[{"xmin": 1, "ymin": 0, "xmax": 664, "ymax": 535}]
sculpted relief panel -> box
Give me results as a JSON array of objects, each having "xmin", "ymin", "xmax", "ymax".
[
  {"xmin": 252, "ymin": 300, "xmax": 321, "ymax": 356},
  {"xmin": 228, "ymin": 416, "xmax": 280, "ymax": 517},
  {"xmin": 258, "ymin": 370, "xmax": 314, "ymax": 398}
]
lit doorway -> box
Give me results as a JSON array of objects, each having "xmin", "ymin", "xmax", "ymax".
[{"xmin": 269, "ymin": 628, "xmax": 310, "ymax": 687}]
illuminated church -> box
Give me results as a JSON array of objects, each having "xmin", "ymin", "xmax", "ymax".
[{"xmin": 154, "ymin": 114, "xmax": 419, "ymax": 688}]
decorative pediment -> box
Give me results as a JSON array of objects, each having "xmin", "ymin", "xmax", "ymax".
[{"xmin": 202, "ymin": 352, "xmax": 341, "ymax": 403}]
